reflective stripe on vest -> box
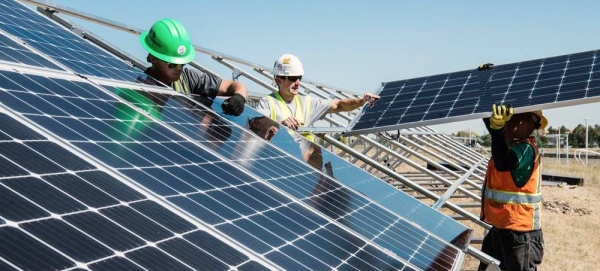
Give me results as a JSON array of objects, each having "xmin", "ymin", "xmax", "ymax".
[
  {"xmin": 484, "ymin": 188, "xmax": 542, "ymax": 204},
  {"xmin": 481, "ymin": 137, "xmax": 542, "ymax": 231},
  {"xmin": 266, "ymin": 94, "xmax": 314, "ymax": 141},
  {"xmin": 173, "ymin": 75, "xmax": 190, "ymax": 94}
]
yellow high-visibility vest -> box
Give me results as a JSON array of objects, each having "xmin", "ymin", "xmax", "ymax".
[
  {"xmin": 266, "ymin": 93, "xmax": 314, "ymax": 142},
  {"xmin": 172, "ymin": 75, "xmax": 190, "ymax": 94}
]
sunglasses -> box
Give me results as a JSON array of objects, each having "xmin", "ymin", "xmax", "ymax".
[
  {"xmin": 281, "ymin": 76, "xmax": 302, "ymax": 82},
  {"xmin": 161, "ymin": 60, "xmax": 185, "ymax": 69}
]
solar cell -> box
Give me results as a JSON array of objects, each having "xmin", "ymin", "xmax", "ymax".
[
  {"xmin": 0, "ymin": 69, "xmax": 420, "ymax": 270},
  {"xmin": 0, "ymin": 31, "xmax": 64, "ymax": 69},
  {"xmin": 0, "ymin": 111, "xmax": 269, "ymax": 270},
  {"xmin": 349, "ymin": 49, "xmax": 600, "ymax": 134},
  {"xmin": 0, "ymin": 0, "xmax": 156, "ymax": 84}
]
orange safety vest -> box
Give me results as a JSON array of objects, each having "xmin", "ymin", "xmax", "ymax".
[
  {"xmin": 481, "ymin": 137, "xmax": 542, "ymax": 231},
  {"xmin": 266, "ymin": 93, "xmax": 314, "ymax": 142}
]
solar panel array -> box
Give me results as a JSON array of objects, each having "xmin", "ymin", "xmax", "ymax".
[
  {"xmin": 0, "ymin": 0, "xmax": 467, "ymax": 270},
  {"xmin": 0, "ymin": 110, "xmax": 268, "ymax": 270},
  {"xmin": 0, "ymin": 0, "xmax": 157, "ymax": 83},
  {"xmin": 223, "ymin": 103, "xmax": 472, "ymax": 249},
  {"xmin": 349, "ymin": 49, "xmax": 600, "ymax": 134}
]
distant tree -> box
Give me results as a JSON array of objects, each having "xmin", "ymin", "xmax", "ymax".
[
  {"xmin": 479, "ymin": 133, "xmax": 491, "ymax": 147},
  {"xmin": 592, "ymin": 124, "xmax": 600, "ymax": 148},
  {"xmin": 454, "ymin": 130, "xmax": 479, "ymax": 137},
  {"xmin": 532, "ymin": 129, "xmax": 549, "ymax": 148},
  {"xmin": 572, "ymin": 124, "xmax": 586, "ymax": 147}
]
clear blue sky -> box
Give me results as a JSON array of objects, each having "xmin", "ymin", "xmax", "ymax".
[{"xmin": 30, "ymin": 0, "xmax": 600, "ymax": 135}]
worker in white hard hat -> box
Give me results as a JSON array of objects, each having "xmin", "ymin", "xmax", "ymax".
[
  {"xmin": 255, "ymin": 54, "xmax": 379, "ymax": 172},
  {"xmin": 479, "ymin": 104, "xmax": 547, "ymax": 271},
  {"xmin": 255, "ymin": 54, "xmax": 380, "ymax": 142}
]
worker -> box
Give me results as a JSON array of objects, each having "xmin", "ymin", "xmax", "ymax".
[
  {"xmin": 479, "ymin": 104, "xmax": 546, "ymax": 271},
  {"xmin": 140, "ymin": 18, "xmax": 247, "ymax": 116}
]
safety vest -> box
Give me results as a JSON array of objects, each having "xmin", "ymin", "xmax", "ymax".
[
  {"xmin": 266, "ymin": 93, "xmax": 314, "ymax": 142},
  {"xmin": 481, "ymin": 137, "xmax": 542, "ymax": 231},
  {"xmin": 172, "ymin": 75, "xmax": 190, "ymax": 94}
]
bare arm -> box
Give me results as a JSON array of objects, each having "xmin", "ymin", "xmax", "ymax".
[
  {"xmin": 327, "ymin": 93, "xmax": 380, "ymax": 114},
  {"xmin": 217, "ymin": 79, "xmax": 248, "ymax": 98}
]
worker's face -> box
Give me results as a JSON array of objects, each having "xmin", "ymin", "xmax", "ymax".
[
  {"xmin": 276, "ymin": 76, "xmax": 302, "ymax": 95},
  {"xmin": 149, "ymin": 56, "xmax": 185, "ymax": 83},
  {"xmin": 249, "ymin": 117, "xmax": 279, "ymax": 141},
  {"xmin": 504, "ymin": 113, "xmax": 536, "ymax": 140}
]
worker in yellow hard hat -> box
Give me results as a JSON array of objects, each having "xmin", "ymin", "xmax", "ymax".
[{"xmin": 479, "ymin": 104, "xmax": 547, "ymax": 271}]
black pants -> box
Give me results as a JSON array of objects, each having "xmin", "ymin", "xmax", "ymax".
[{"xmin": 478, "ymin": 227, "xmax": 544, "ymax": 271}]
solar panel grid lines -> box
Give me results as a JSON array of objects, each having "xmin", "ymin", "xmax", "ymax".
[
  {"xmin": 105, "ymin": 90, "xmax": 424, "ymax": 270},
  {"xmin": 0, "ymin": 29, "xmax": 66, "ymax": 70},
  {"xmin": 349, "ymin": 49, "xmax": 600, "ymax": 134},
  {"xmin": 274, "ymin": 174, "xmax": 458, "ymax": 270},
  {"xmin": 103, "ymin": 82, "xmax": 460, "ymax": 270},
  {"xmin": 0, "ymin": 0, "xmax": 157, "ymax": 84},
  {"xmin": 0, "ymin": 69, "xmax": 423, "ymax": 270},
  {"xmin": 0, "ymin": 110, "xmax": 273, "ymax": 270},
  {"xmin": 148, "ymin": 94, "xmax": 463, "ymax": 270},
  {"xmin": 0, "ymin": 1, "xmax": 474, "ymax": 269}
]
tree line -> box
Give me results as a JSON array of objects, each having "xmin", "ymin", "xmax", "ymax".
[{"xmin": 453, "ymin": 123, "xmax": 600, "ymax": 148}]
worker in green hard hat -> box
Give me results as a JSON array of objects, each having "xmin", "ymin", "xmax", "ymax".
[{"xmin": 140, "ymin": 18, "xmax": 247, "ymax": 116}]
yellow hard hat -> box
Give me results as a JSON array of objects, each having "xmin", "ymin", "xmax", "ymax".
[{"xmin": 532, "ymin": 111, "xmax": 548, "ymax": 130}]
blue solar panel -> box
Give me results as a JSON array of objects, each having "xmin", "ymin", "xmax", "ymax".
[
  {"xmin": 0, "ymin": 0, "xmax": 472, "ymax": 269},
  {"xmin": 0, "ymin": 70, "xmax": 422, "ymax": 270},
  {"xmin": 0, "ymin": 111, "xmax": 268, "ymax": 270},
  {"xmin": 221, "ymin": 101, "xmax": 472, "ymax": 250},
  {"xmin": 108, "ymin": 87, "xmax": 465, "ymax": 270},
  {"xmin": 349, "ymin": 49, "xmax": 600, "ymax": 134},
  {"xmin": 0, "ymin": 0, "xmax": 156, "ymax": 84},
  {"xmin": 0, "ymin": 32, "xmax": 64, "ymax": 70}
]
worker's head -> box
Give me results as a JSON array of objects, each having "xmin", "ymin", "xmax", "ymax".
[
  {"xmin": 273, "ymin": 54, "xmax": 304, "ymax": 95},
  {"xmin": 504, "ymin": 110, "xmax": 548, "ymax": 140},
  {"xmin": 248, "ymin": 116, "xmax": 279, "ymax": 141},
  {"xmin": 140, "ymin": 18, "xmax": 195, "ymax": 83}
]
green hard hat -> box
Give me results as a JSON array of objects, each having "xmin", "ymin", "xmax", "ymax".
[{"xmin": 139, "ymin": 18, "xmax": 196, "ymax": 64}]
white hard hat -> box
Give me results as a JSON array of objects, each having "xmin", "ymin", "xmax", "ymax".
[{"xmin": 273, "ymin": 54, "xmax": 304, "ymax": 76}]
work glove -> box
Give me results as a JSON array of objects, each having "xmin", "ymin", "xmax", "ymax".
[
  {"xmin": 477, "ymin": 63, "xmax": 495, "ymax": 71},
  {"xmin": 222, "ymin": 93, "xmax": 246, "ymax": 116},
  {"xmin": 489, "ymin": 104, "xmax": 513, "ymax": 130}
]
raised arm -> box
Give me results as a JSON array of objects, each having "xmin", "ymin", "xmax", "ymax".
[{"xmin": 327, "ymin": 93, "xmax": 380, "ymax": 114}]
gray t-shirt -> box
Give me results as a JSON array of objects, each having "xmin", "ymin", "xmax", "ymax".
[{"xmin": 255, "ymin": 93, "xmax": 332, "ymax": 127}]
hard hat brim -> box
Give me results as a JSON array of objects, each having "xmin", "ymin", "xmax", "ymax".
[
  {"xmin": 533, "ymin": 111, "xmax": 548, "ymax": 130},
  {"xmin": 139, "ymin": 31, "xmax": 196, "ymax": 65}
]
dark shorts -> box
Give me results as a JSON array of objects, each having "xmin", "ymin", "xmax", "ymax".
[{"xmin": 478, "ymin": 227, "xmax": 544, "ymax": 271}]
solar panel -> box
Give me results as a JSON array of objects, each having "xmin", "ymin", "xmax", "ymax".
[
  {"xmin": 110, "ymin": 88, "xmax": 465, "ymax": 270},
  {"xmin": 0, "ymin": 0, "xmax": 473, "ymax": 269},
  {"xmin": 0, "ymin": 31, "xmax": 64, "ymax": 70},
  {"xmin": 348, "ymin": 49, "xmax": 600, "ymax": 134},
  {"xmin": 0, "ymin": 111, "xmax": 270, "ymax": 270},
  {"xmin": 222, "ymin": 102, "xmax": 472, "ymax": 250},
  {"xmin": 0, "ymin": 69, "xmax": 424, "ymax": 270},
  {"xmin": 0, "ymin": 0, "xmax": 154, "ymax": 83}
]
